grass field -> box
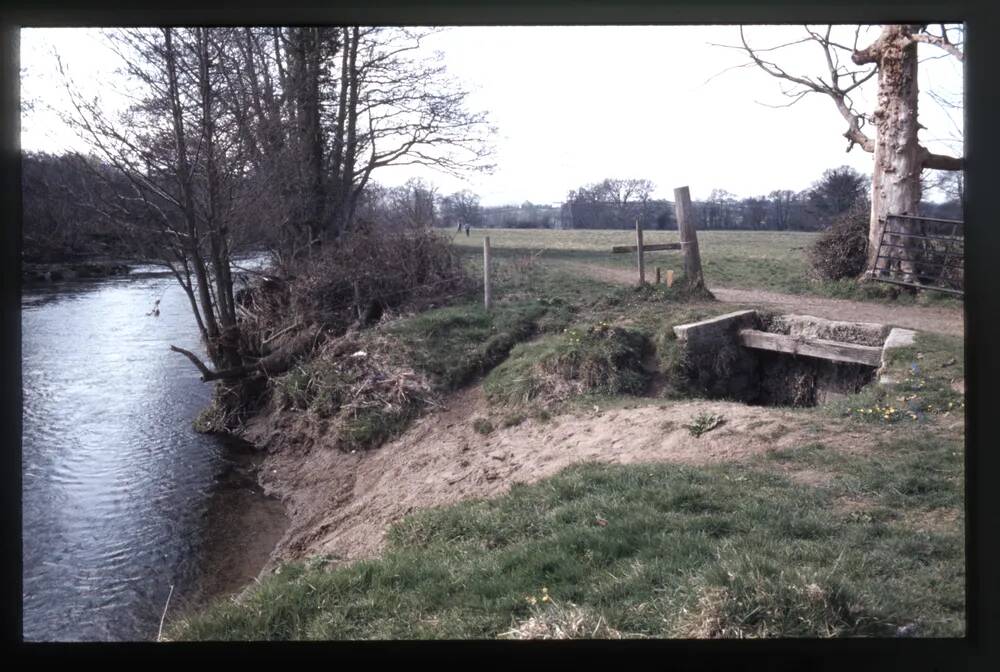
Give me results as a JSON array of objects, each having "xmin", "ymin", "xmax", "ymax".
[
  {"xmin": 171, "ymin": 251, "xmax": 965, "ymax": 641},
  {"xmin": 174, "ymin": 434, "xmax": 964, "ymax": 640},
  {"xmin": 449, "ymin": 227, "xmax": 960, "ymax": 304}
]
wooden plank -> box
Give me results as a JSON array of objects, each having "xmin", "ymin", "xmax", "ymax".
[
  {"xmin": 611, "ymin": 243, "xmax": 681, "ymax": 253},
  {"xmin": 738, "ymin": 329, "xmax": 883, "ymax": 366}
]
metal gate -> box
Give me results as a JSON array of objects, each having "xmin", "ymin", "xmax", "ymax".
[{"xmin": 870, "ymin": 214, "xmax": 964, "ymax": 297}]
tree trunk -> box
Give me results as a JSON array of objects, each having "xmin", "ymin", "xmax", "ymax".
[
  {"xmin": 338, "ymin": 27, "xmax": 360, "ymax": 236},
  {"xmin": 163, "ymin": 28, "xmax": 221, "ymax": 354},
  {"xmin": 862, "ymin": 26, "xmax": 923, "ymax": 282}
]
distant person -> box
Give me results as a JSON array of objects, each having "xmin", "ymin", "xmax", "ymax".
[
  {"xmin": 457, "ymin": 221, "xmax": 462, "ymax": 233},
  {"xmin": 465, "ymin": 223, "xmax": 471, "ymax": 237}
]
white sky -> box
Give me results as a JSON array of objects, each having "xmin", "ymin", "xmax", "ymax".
[{"xmin": 20, "ymin": 25, "xmax": 964, "ymax": 205}]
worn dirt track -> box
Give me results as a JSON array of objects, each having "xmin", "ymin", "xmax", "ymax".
[
  {"xmin": 570, "ymin": 262, "xmax": 965, "ymax": 337},
  {"xmin": 253, "ymin": 387, "xmax": 880, "ymax": 568}
]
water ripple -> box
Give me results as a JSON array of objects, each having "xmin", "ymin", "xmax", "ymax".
[{"xmin": 22, "ymin": 274, "xmax": 230, "ymax": 641}]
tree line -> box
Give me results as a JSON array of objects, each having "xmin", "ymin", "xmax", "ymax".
[{"xmin": 24, "ymin": 155, "xmax": 962, "ymax": 261}]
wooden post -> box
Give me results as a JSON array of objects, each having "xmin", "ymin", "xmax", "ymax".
[
  {"xmin": 655, "ymin": 267, "xmax": 661, "ymax": 284},
  {"xmin": 673, "ymin": 186, "xmax": 704, "ymax": 288},
  {"xmin": 483, "ymin": 236, "xmax": 492, "ymax": 311},
  {"xmin": 635, "ymin": 218, "xmax": 645, "ymax": 285},
  {"xmin": 667, "ymin": 269, "xmax": 674, "ymax": 288}
]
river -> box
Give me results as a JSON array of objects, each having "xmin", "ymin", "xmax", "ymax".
[{"xmin": 21, "ymin": 264, "xmax": 284, "ymax": 642}]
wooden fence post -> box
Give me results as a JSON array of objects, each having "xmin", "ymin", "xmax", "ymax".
[
  {"xmin": 655, "ymin": 267, "xmax": 661, "ymax": 284},
  {"xmin": 483, "ymin": 236, "xmax": 492, "ymax": 311},
  {"xmin": 673, "ymin": 186, "xmax": 704, "ymax": 289},
  {"xmin": 635, "ymin": 218, "xmax": 645, "ymax": 285}
]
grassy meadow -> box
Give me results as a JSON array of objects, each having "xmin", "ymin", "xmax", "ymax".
[
  {"xmin": 170, "ymin": 230, "xmax": 965, "ymax": 640},
  {"xmin": 449, "ymin": 227, "xmax": 960, "ymax": 304}
]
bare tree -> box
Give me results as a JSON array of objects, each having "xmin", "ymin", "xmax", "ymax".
[
  {"xmin": 55, "ymin": 25, "xmax": 494, "ymax": 393},
  {"xmin": 56, "ymin": 27, "xmax": 332, "ymax": 395},
  {"xmin": 768, "ymin": 189, "xmax": 797, "ymax": 230},
  {"xmin": 332, "ymin": 28, "xmax": 495, "ymax": 235},
  {"xmin": 440, "ymin": 189, "xmax": 484, "ymax": 230},
  {"xmin": 565, "ymin": 178, "xmax": 657, "ymax": 229},
  {"xmin": 734, "ymin": 24, "xmax": 964, "ymax": 282},
  {"xmin": 806, "ymin": 165, "xmax": 869, "ymax": 223}
]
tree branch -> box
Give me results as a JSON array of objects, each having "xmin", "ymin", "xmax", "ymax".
[
  {"xmin": 908, "ymin": 33, "xmax": 964, "ymax": 61},
  {"xmin": 920, "ymin": 147, "xmax": 964, "ymax": 171},
  {"xmin": 739, "ymin": 25, "xmax": 874, "ymax": 154}
]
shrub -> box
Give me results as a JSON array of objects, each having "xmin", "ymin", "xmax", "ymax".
[{"xmin": 808, "ymin": 203, "xmax": 870, "ymax": 280}]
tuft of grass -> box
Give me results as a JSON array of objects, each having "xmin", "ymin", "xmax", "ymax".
[
  {"xmin": 500, "ymin": 412, "xmax": 527, "ymax": 429},
  {"xmin": 340, "ymin": 406, "xmax": 419, "ymax": 450},
  {"xmin": 686, "ymin": 412, "xmax": 725, "ymax": 437},
  {"xmin": 170, "ymin": 459, "xmax": 963, "ymax": 640},
  {"xmin": 472, "ymin": 417, "xmax": 494, "ymax": 435}
]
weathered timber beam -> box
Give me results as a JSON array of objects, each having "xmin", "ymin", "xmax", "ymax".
[
  {"xmin": 738, "ymin": 329, "xmax": 882, "ymax": 367},
  {"xmin": 611, "ymin": 243, "xmax": 682, "ymax": 253}
]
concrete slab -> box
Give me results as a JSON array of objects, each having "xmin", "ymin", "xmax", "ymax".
[
  {"xmin": 764, "ymin": 313, "xmax": 890, "ymax": 347},
  {"xmin": 672, "ymin": 309, "xmax": 757, "ymax": 341}
]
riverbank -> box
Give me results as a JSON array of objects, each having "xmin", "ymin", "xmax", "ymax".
[
  {"xmin": 167, "ymin": 232, "xmax": 965, "ymax": 639},
  {"xmin": 22, "ymin": 258, "xmax": 134, "ymax": 282},
  {"xmin": 165, "ymin": 438, "xmax": 289, "ymax": 633}
]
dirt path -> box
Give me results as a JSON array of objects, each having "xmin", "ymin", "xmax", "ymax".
[
  {"xmin": 253, "ymin": 387, "xmax": 880, "ymax": 567},
  {"xmin": 569, "ymin": 262, "xmax": 965, "ymax": 337}
]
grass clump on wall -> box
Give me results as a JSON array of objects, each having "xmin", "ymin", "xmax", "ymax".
[{"xmin": 484, "ymin": 322, "xmax": 652, "ymax": 407}]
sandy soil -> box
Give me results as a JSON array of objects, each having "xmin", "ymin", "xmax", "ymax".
[
  {"xmin": 250, "ymin": 386, "xmax": 876, "ymax": 568},
  {"xmin": 570, "ymin": 262, "xmax": 965, "ymax": 337}
]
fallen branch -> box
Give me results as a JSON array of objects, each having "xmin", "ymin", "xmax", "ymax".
[
  {"xmin": 262, "ymin": 321, "xmax": 302, "ymax": 346},
  {"xmin": 170, "ymin": 325, "xmax": 323, "ymax": 382}
]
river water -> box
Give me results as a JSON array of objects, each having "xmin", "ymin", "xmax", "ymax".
[{"xmin": 21, "ymin": 266, "xmax": 274, "ymax": 642}]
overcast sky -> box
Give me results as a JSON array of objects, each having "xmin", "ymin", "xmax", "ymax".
[{"xmin": 20, "ymin": 25, "xmax": 964, "ymax": 205}]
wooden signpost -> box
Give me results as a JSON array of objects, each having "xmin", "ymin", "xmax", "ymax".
[
  {"xmin": 673, "ymin": 186, "xmax": 704, "ymax": 289},
  {"xmin": 606, "ymin": 186, "xmax": 703, "ymax": 289}
]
